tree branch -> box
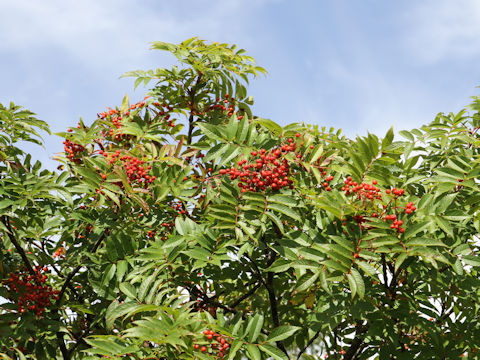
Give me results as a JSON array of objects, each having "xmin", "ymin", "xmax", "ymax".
[
  {"xmin": 55, "ymin": 229, "xmax": 109, "ymax": 357},
  {"xmin": 1, "ymin": 216, "xmax": 35, "ymax": 275},
  {"xmin": 56, "ymin": 230, "xmax": 108, "ymax": 306},
  {"xmin": 265, "ymin": 251, "xmax": 289, "ymax": 359},
  {"xmin": 186, "ymin": 73, "xmax": 203, "ymax": 145},
  {"xmin": 230, "ymin": 282, "xmax": 262, "ymax": 308},
  {"xmin": 343, "ymin": 323, "xmax": 369, "ymax": 360},
  {"xmin": 297, "ymin": 330, "xmax": 321, "ymax": 360}
]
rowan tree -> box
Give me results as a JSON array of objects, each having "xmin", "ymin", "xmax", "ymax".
[{"xmin": 1, "ymin": 39, "xmax": 480, "ymax": 360}]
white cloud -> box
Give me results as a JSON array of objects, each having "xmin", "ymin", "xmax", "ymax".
[
  {"xmin": 300, "ymin": 59, "xmax": 434, "ymax": 138},
  {"xmin": 405, "ymin": 0, "xmax": 480, "ymax": 63},
  {"xmin": 0, "ymin": 0, "xmax": 272, "ymax": 69}
]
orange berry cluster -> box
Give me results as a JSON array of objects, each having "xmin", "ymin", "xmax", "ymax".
[
  {"xmin": 122, "ymin": 156, "xmax": 154, "ymax": 185},
  {"xmin": 152, "ymin": 101, "xmax": 176, "ymax": 127},
  {"xmin": 342, "ymin": 177, "xmax": 381, "ymax": 200},
  {"xmin": 63, "ymin": 139, "xmax": 85, "ymax": 163},
  {"xmin": 170, "ymin": 201, "xmax": 186, "ymax": 215},
  {"xmin": 193, "ymin": 329, "xmax": 231, "ymax": 358},
  {"xmin": 4, "ymin": 266, "xmax": 60, "ymax": 316},
  {"xmin": 209, "ymin": 94, "xmax": 244, "ymax": 120},
  {"xmin": 53, "ymin": 246, "xmax": 66, "ymax": 259},
  {"xmin": 385, "ymin": 214, "xmax": 405, "ymax": 233},
  {"xmin": 97, "ymin": 97, "xmax": 175, "ymax": 142},
  {"xmin": 386, "ymin": 187, "xmax": 405, "ymax": 196},
  {"xmin": 98, "ymin": 150, "xmax": 155, "ymax": 186},
  {"xmin": 219, "ymin": 142, "xmax": 297, "ymax": 193},
  {"xmin": 405, "ymin": 201, "xmax": 416, "ymax": 214}
]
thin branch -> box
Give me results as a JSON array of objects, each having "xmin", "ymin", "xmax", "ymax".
[
  {"xmin": 1, "ymin": 216, "xmax": 35, "ymax": 275},
  {"xmin": 343, "ymin": 323, "xmax": 369, "ymax": 360},
  {"xmin": 297, "ymin": 330, "xmax": 322, "ymax": 360},
  {"xmin": 57, "ymin": 332, "xmax": 70, "ymax": 360},
  {"xmin": 56, "ymin": 230, "xmax": 108, "ymax": 305},
  {"xmin": 265, "ymin": 251, "xmax": 289, "ymax": 359},
  {"xmin": 186, "ymin": 73, "xmax": 203, "ymax": 145},
  {"xmin": 230, "ymin": 282, "xmax": 262, "ymax": 308}
]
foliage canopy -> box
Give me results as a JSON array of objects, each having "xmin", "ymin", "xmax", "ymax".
[{"xmin": 1, "ymin": 38, "xmax": 480, "ymax": 360}]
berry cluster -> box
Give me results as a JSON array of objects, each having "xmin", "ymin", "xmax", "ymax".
[
  {"xmin": 385, "ymin": 214, "xmax": 405, "ymax": 233},
  {"xmin": 122, "ymin": 156, "xmax": 154, "ymax": 185},
  {"xmin": 63, "ymin": 139, "xmax": 85, "ymax": 164},
  {"xmin": 193, "ymin": 329, "xmax": 231, "ymax": 358},
  {"xmin": 4, "ymin": 266, "xmax": 60, "ymax": 316},
  {"xmin": 405, "ymin": 201, "xmax": 416, "ymax": 214},
  {"xmin": 219, "ymin": 141, "xmax": 298, "ymax": 193},
  {"xmin": 97, "ymin": 97, "xmax": 176, "ymax": 143},
  {"xmin": 53, "ymin": 246, "xmax": 66, "ymax": 259},
  {"xmin": 98, "ymin": 150, "xmax": 156, "ymax": 186},
  {"xmin": 170, "ymin": 200, "xmax": 186, "ymax": 215},
  {"xmin": 342, "ymin": 177, "xmax": 381, "ymax": 200},
  {"xmin": 152, "ymin": 101, "xmax": 176, "ymax": 127},
  {"xmin": 209, "ymin": 94, "xmax": 245, "ymax": 120},
  {"xmin": 386, "ymin": 187, "xmax": 405, "ymax": 196}
]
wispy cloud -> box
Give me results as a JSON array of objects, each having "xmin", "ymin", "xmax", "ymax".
[
  {"xmin": 0, "ymin": 0, "xmax": 272, "ymax": 69},
  {"xmin": 405, "ymin": 0, "xmax": 480, "ymax": 63}
]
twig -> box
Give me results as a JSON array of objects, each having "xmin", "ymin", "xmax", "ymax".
[{"xmin": 1, "ymin": 216, "xmax": 35, "ymax": 275}]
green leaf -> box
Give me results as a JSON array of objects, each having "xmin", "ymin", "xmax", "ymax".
[
  {"xmin": 346, "ymin": 273, "xmax": 357, "ymax": 298},
  {"xmin": 228, "ymin": 340, "xmax": 243, "ymax": 360},
  {"xmin": 119, "ymin": 282, "xmax": 137, "ymax": 299},
  {"xmin": 259, "ymin": 344, "xmax": 288, "ymax": 360},
  {"xmin": 399, "ymin": 130, "xmax": 414, "ymax": 141},
  {"xmin": 267, "ymin": 259, "xmax": 292, "ymax": 273},
  {"xmin": 296, "ymin": 271, "xmax": 320, "ymax": 292},
  {"xmin": 268, "ymin": 203, "xmax": 300, "ymax": 221},
  {"xmin": 254, "ymin": 117, "xmax": 282, "ymax": 136},
  {"xmin": 247, "ymin": 314, "xmax": 264, "ymax": 343},
  {"xmin": 381, "ymin": 126, "xmax": 394, "ymax": 149},
  {"xmin": 462, "ymin": 255, "xmax": 480, "ymax": 267},
  {"xmin": 309, "ymin": 144, "xmax": 323, "ymax": 164},
  {"xmin": 404, "ymin": 221, "xmax": 431, "ymax": 239},
  {"xmin": 267, "ymin": 325, "xmax": 301, "ymax": 343},
  {"xmin": 246, "ymin": 344, "xmax": 261, "ymax": 360},
  {"xmin": 350, "ymin": 268, "xmax": 365, "ymax": 298},
  {"xmin": 404, "ymin": 237, "xmax": 446, "ymax": 247}
]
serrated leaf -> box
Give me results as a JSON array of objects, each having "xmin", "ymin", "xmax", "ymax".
[
  {"xmin": 119, "ymin": 282, "xmax": 137, "ymax": 299},
  {"xmin": 347, "ymin": 273, "xmax": 357, "ymax": 298},
  {"xmin": 351, "ymin": 268, "xmax": 365, "ymax": 298},
  {"xmin": 247, "ymin": 314, "xmax": 264, "ymax": 342},
  {"xmin": 246, "ymin": 344, "xmax": 261, "ymax": 360},
  {"xmin": 259, "ymin": 344, "xmax": 288, "ymax": 360},
  {"xmin": 254, "ymin": 118, "xmax": 282, "ymax": 135},
  {"xmin": 268, "ymin": 203, "xmax": 300, "ymax": 221},
  {"xmin": 267, "ymin": 325, "xmax": 301, "ymax": 343},
  {"xmin": 296, "ymin": 271, "xmax": 320, "ymax": 292},
  {"xmin": 228, "ymin": 340, "xmax": 243, "ymax": 360}
]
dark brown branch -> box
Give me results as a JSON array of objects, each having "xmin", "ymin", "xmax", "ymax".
[
  {"xmin": 57, "ymin": 332, "xmax": 70, "ymax": 360},
  {"xmin": 186, "ymin": 73, "xmax": 203, "ymax": 145},
  {"xmin": 56, "ymin": 230, "xmax": 108, "ymax": 306},
  {"xmin": 343, "ymin": 323, "xmax": 369, "ymax": 360},
  {"xmin": 1, "ymin": 216, "xmax": 35, "ymax": 275},
  {"xmin": 230, "ymin": 282, "xmax": 262, "ymax": 308},
  {"xmin": 297, "ymin": 330, "xmax": 322, "ymax": 360},
  {"xmin": 55, "ymin": 229, "xmax": 109, "ymax": 357},
  {"xmin": 265, "ymin": 252, "xmax": 289, "ymax": 359}
]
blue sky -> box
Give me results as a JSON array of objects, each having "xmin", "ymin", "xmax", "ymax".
[{"xmin": 1, "ymin": 0, "xmax": 480, "ymax": 169}]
